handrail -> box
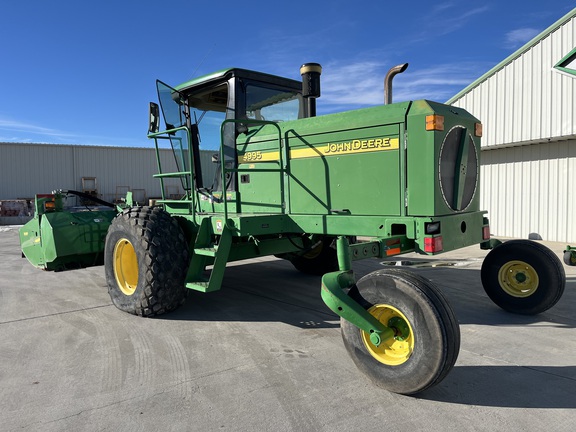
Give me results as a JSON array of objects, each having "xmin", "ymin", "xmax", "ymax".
[
  {"xmin": 148, "ymin": 126, "xmax": 194, "ymax": 211},
  {"xmin": 219, "ymin": 119, "xmax": 284, "ymax": 227},
  {"xmin": 153, "ymin": 171, "xmax": 191, "ymax": 178}
]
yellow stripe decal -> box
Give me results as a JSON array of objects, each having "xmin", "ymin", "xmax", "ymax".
[{"xmin": 238, "ymin": 137, "xmax": 399, "ymax": 163}]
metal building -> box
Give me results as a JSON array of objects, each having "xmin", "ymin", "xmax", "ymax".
[
  {"xmin": 448, "ymin": 8, "xmax": 576, "ymax": 242},
  {"xmin": 0, "ymin": 142, "xmax": 217, "ymax": 204}
]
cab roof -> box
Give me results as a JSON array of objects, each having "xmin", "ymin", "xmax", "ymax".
[{"xmin": 174, "ymin": 68, "xmax": 302, "ymax": 94}]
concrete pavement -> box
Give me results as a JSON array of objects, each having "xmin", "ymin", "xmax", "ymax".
[{"xmin": 1, "ymin": 225, "xmax": 575, "ymax": 431}]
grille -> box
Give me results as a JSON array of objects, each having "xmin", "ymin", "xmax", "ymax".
[{"xmin": 438, "ymin": 126, "xmax": 478, "ymax": 212}]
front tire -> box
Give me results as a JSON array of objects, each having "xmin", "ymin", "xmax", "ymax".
[
  {"xmin": 481, "ymin": 240, "xmax": 565, "ymax": 315},
  {"xmin": 105, "ymin": 206, "xmax": 189, "ymax": 317},
  {"xmin": 340, "ymin": 269, "xmax": 460, "ymax": 395}
]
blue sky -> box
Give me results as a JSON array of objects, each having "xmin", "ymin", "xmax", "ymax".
[{"xmin": 0, "ymin": 1, "xmax": 574, "ymax": 148}]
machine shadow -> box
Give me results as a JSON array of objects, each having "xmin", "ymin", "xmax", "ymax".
[
  {"xmin": 164, "ymin": 256, "xmax": 576, "ymax": 329},
  {"xmin": 159, "ymin": 256, "xmax": 575, "ymax": 407},
  {"xmin": 164, "ymin": 258, "xmax": 341, "ymax": 329},
  {"xmin": 419, "ymin": 365, "xmax": 576, "ymax": 408}
]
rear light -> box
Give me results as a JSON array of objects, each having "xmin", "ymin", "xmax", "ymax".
[
  {"xmin": 482, "ymin": 226, "xmax": 490, "ymax": 240},
  {"xmin": 424, "ymin": 236, "xmax": 443, "ymax": 253},
  {"xmin": 425, "ymin": 114, "xmax": 444, "ymax": 131},
  {"xmin": 425, "ymin": 221, "xmax": 441, "ymax": 234}
]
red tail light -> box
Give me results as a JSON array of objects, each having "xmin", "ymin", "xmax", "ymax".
[
  {"xmin": 424, "ymin": 236, "xmax": 443, "ymax": 253},
  {"xmin": 482, "ymin": 226, "xmax": 490, "ymax": 240}
]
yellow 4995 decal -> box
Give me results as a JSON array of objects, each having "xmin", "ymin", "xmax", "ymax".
[{"xmin": 238, "ymin": 137, "xmax": 399, "ymax": 164}]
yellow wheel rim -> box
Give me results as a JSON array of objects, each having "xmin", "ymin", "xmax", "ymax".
[
  {"xmin": 498, "ymin": 260, "xmax": 539, "ymax": 298},
  {"xmin": 302, "ymin": 242, "xmax": 323, "ymax": 259},
  {"xmin": 361, "ymin": 304, "xmax": 414, "ymax": 366},
  {"xmin": 113, "ymin": 238, "xmax": 138, "ymax": 296}
]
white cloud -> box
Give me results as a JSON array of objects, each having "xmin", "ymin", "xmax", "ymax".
[
  {"xmin": 318, "ymin": 61, "xmax": 485, "ymax": 112},
  {"xmin": 0, "ymin": 117, "xmax": 76, "ymax": 141},
  {"xmin": 417, "ymin": 5, "xmax": 491, "ymax": 38},
  {"xmin": 320, "ymin": 61, "xmax": 386, "ymax": 108},
  {"xmin": 0, "ymin": 116, "xmax": 145, "ymax": 147},
  {"xmin": 504, "ymin": 28, "xmax": 541, "ymax": 49}
]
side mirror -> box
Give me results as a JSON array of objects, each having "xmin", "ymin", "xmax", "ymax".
[
  {"xmin": 236, "ymin": 123, "xmax": 248, "ymax": 135},
  {"xmin": 148, "ymin": 102, "xmax": 160, "ymax": 134}
]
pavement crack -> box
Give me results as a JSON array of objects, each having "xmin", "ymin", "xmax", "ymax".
[
  {"xmin": 523, "ymin": 365, "xmax": 576, "ymax": 382},
  {"xmin": 24, "ymin": 393, "xmax": 149, "ymax": 429},
  {"xmin": 0, "ymin": 303, "xmax": 114, "ymax": 325}
]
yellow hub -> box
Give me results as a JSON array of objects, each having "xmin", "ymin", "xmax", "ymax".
[
  {"xmin": 498, "ymin": 260, "xmax": 539, "ymax": 298},
  {"xmin": 302, "ymin": 242, "xmax": 323, "ymax": 259},
  {"xmin": 361, "ymin": 304, "xmax": 414, "ymax": 366},
  {"xmin": 113, "ymin": 238, "xmax": 139, "ymax": 296}
]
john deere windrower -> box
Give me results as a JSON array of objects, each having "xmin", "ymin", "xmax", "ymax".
[{"xmin": 21, "ymin": 63, "xmax": 566, "ymax": 395}]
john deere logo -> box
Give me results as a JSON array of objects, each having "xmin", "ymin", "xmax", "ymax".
[{"xmin": 325, "ymin": 138, "xmax": 396, "ymax": 154}]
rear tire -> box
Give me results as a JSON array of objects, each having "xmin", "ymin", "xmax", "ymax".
[
  {"xmin": 290, "ymin": 237, "xmax": 338, "ymax": 275},
  {"xmin": 104, "ymin": 206, "xmax": 189, "ymax": 317},
  {"xmin": 340, "ymin": 269, "xmax": 460, "ymax": 395},
  {"xmin": 481, "ymin": 240, "xmax": 565, "ymax": 315},
  {"xmin": 563, "ymin": 250, "xmax": 576, "ymax": 266}
]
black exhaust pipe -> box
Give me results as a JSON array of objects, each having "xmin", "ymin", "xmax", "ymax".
[{"xmin": 384, "ymin": 63, "xmax": 408, "ymax": 105}]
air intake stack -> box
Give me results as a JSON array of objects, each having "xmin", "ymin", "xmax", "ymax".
[{"xmin": 300, "ymin": 63, "xmax": 322, "ymax": 117}]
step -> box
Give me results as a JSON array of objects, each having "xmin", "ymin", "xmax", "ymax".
[
  {"xmin": 194, "ymin": 247, "xmax": 217, "ymax": 257},
  {"xmin": 186, "ymin": 280, "xmax": 211, "ymax": 292}
]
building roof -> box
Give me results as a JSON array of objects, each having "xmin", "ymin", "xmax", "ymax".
[{"xmin": 447, "ymin": 7, "xmax": 576, "ymax": 104}]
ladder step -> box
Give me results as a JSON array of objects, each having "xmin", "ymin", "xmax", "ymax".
[
  {"xmin": 186, "ymin": 281, "xmax": 210, "ymax": 292},
  {"xmin": 194, "ymin": 247, "xmax": 217, "ymax": 257},
  {"xmin": 185, "ymin": 280, "xmax": 225, "ymax": 293}
]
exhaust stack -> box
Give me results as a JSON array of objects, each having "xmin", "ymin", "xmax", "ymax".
[{"xmin": 384, "ymin": 63, "xmax": 408, "ymax": 105}]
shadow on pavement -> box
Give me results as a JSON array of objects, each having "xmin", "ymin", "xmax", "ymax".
[
  {"xmin": 420, "ymin": 365, "xmax": 576, "ymax": 408},
  {"xmin": 163, "ymin": 257, "xmax": 576, "ymax": 329},
  {"xmin": 161, "ymin": 257, "xmax": 576, "ymax": 409}
]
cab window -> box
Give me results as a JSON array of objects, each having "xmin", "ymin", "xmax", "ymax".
[{"xmin": 245, "ymin": 84, "xmax": 302, "ymax": 122}]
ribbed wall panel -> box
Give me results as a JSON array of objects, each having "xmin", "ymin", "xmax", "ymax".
[
  {"xmin": 481, "ymin": 139, "xmax": 576, "ymax": 243},
  {"xmin": 0, "ymin": 143, "xmax": 217, "ymax": 202},
  {"xmin": 451, "ymin": 14, "xmax": 575, "ymax": 148},
  {"xmin": 450, "ymin": 10, "xmax": 576, "ymax": 242},
  {"xmin": 0, "ymin": 144, "xmax": 75, "ymax": 198}
]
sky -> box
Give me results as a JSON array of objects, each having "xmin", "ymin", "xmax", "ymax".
[{"xmin": 0, "ymin": 0, "xmax": 574, "ymax": 149}]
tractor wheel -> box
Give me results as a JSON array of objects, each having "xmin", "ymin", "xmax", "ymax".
[
  {"xmin": 563, "ymin": 250, "xmax": 576, "ymax": 266},
  {"xmin": 104, "ymin": 206, "xmax": 189, "ymax": 317},
  {"xmin": 481, "ymin": 240, "xmax": 565, "ymax": 315},
  {"xmin": 290, "ymin": 237, "xmax": 338, "ymax": 275},
  {"xmin": 340, "ymin": 269, "xmax": 460, "ymax": 395}
]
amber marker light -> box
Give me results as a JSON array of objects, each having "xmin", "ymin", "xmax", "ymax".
[
  {"xmin": 475, "ymin": 122, "xmax": 483, "ymax": 137},
  {"xmin": 425, "ymin": 114, "xmax": 444, "ymax": 131}
]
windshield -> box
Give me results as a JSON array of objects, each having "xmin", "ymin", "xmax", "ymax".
[
  {"xmin": 189, "ymin": 109, "xmax": 225, "ymax": 151},
  {"xmin": 245, "ymin": 84, "xmax": 301, "ymax": 122}
]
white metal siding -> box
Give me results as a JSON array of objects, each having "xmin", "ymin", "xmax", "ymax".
[
  {"xmin": 0, "ymin": 143, "xmax": 217, "ymax": 202},
  {"xmin": 481, "ymin": 139, "xmax": 576, "ymax": 243},
  {"xmin": 449, "ymin": 10, "xmax": 576, "ymax": 242},
  {"xmin": 451, "ymin": 14, "xmax": 575, "ymax": 148},
  {"xmin": 0, "ymin": 143, "xmax": 75, "ymax": 198}
]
